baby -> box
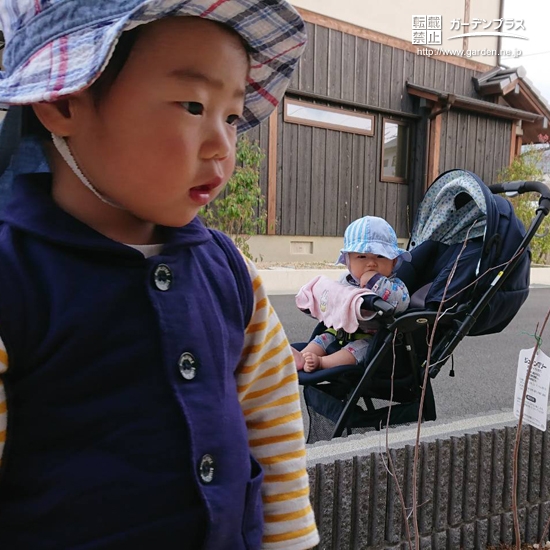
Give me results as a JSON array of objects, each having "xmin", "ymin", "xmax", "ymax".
[{"xmin": 296, "ymin": 216, "xmax": 411, "ymax": 372}]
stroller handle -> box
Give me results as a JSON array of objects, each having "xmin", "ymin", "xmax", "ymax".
[
  {"xmin": 490, "ymin": 181, "xmax": 550, "ymax": 215},
  {"xmin": 361, "ymin": 295, "xmax": 395, "ymax": 317}
]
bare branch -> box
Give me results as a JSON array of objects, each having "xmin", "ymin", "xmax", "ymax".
[
  {"xmin": 411, "ymin": 224, "xmax": 474, "ymax": 548},
  {"xmin": 539, "ymin": 511, "xmax": 550, "ymax": 548},
  {"xmin": 384, "ymin": 331, "xmax": 413, "ymax": 550},
  {"xmin": 512, "ymin": 306, "xmax": 550, "ymax": 549}
]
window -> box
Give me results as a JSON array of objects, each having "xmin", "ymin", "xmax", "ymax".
[
  {"xmin": 284, "ymin": 97, "xmax": 374, "ymax": 136},
  {"xmin": 381, "ymin": 119, "xmax": 409, "ymax": 183}
]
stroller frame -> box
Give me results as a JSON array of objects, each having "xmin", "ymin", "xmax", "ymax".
[{"xmin": 298, "ymin": 178, "xmax": 550, "ymax": 442}]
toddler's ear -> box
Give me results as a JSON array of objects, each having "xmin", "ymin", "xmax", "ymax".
[{"xmin": 31, "ymin": 93, "xmax": 87, "ymax": 137}]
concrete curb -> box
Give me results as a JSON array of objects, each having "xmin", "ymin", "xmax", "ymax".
[{"xmin": 260, "ymin": 266, "xmax": 550, "ymax": 295}]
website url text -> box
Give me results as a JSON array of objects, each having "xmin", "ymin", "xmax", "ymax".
[{"xmin": 416, "ymin": 48, "xmax": 522, "ymax": 58}]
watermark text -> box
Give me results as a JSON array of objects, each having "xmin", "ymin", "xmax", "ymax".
[{"xmin": 416, "ymin": 47, "xmax": 523, "ymax": 59}]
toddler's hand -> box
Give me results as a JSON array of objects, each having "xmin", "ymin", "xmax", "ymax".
[{"xmin": 360, "ymin": 270, "xmax": 379, "ymax": 288}]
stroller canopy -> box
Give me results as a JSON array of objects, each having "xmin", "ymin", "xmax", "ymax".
[
  {"xmin": 410, "ymin": 170, "xmax": 487, "ymax": 247},
  {"xmin": 401, "ymin": 169, "xmax": 530, "ymax": 336}
]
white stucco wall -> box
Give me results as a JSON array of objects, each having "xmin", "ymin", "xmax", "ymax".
[{"xmin": 291, "ymin": 0, "xmax": 503, "ymax": 65}]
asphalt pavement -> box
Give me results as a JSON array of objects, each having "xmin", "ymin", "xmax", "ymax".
[{"xmin": 270, "ymin": 287, "xmax": 550, "ymax": 423}]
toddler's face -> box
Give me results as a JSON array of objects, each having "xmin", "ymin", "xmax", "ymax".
[
  {"xmin": 63, "ymin": 16, "xmax": 248, "ymax": 230},
  {"xmin": 348, "ymin": 252, "xmax": 396, "ymax": 279}
]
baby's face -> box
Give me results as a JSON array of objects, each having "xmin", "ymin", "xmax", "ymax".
[
  {"xmin": 348, "ymin": 252, "xmax": 396, "ymax": 279},
  {"xmin": 62, "ymin": 16, "xmax": 249, "ymax": 231}
]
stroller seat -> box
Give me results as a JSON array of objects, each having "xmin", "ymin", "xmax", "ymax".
[{"xmin": 296, "ymin": 169, "xmax": 550, "ymax": 443}]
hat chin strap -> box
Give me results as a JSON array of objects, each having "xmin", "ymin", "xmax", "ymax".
[
  {"xmin": 343, "ymin": 253, "xmax": 361, "ymax": 285},
  {"xmin": 51, "ymin": 133, "xmax": 123, "ymax": 210}
]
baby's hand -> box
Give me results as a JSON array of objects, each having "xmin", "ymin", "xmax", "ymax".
[{"xmin": 359, "ymin": 270, "xmax": 379, "ymax": 288}]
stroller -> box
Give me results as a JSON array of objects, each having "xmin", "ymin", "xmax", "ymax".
[{"xmin": 296, "ymin": 169, "xmax": 550, "ymax": 444}]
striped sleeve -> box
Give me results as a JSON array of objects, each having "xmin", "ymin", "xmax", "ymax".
[
  {"xmin": 236, "ymin": 258, "xmax": 319, "ymax": 550},
  {"xmin": 0, "ymin": 336, "xmax": 8, "ymax": 469}
]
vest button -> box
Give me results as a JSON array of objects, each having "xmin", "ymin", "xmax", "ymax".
[
  {"xmin": 153, "ymin": 264, "xmax": 173, "ymax": 291},
  {"xmin": 199, "ymin": 454, "xmax": 215, "ymax": 484},
  {"xmin": 178, "ymin": 352, "xmax": 197, "ymax": 380}
]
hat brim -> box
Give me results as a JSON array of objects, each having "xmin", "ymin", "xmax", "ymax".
[
  {"xmin": 336, "ymin": 246, "xmax": 411, "ymax": 265},
  {"xmin": 0, "ymin": 0, "xmax": 306, "ymax": 133}
]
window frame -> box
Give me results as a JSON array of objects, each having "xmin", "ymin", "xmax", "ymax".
[
  {"xmin": 283, "ymin": 97, "xmax": 375, "ymax": 136},
  {"xmin": 380, "ymin": 118, "xmax": 410, "ymax": 184}
]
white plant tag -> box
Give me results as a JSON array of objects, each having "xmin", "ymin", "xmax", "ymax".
[{"xmin": 514, "ymin": 347, "xmax": 550, "ymax": 431}]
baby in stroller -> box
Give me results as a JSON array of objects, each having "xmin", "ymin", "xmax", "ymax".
[{"xmin": 294, "ymin": 216, "xmax": 411, "ymax": 372}]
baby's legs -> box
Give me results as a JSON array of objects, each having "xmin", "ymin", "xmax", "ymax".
[
  {"xmin": 301, "ymin": 337, "xmax": 372, "ymax": 372},
  {"xmin": 295, "ymin": 342, "xmax": 325, "ymax": 372},
  {"xmin": 291, "ymin": 346, "xmax": 307, "ymax": 370},
  {"xmin": 307, "ymin": 348, "xmax": 355, "ymax": 370}
]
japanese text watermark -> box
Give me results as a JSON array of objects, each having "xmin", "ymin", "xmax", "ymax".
[{"xmin": 412, "ymin": 15, "xmax": 527, "ymax": 57}]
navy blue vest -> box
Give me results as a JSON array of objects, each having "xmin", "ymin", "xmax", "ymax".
[{"xmin": 0, "ymin": 175, "xmax": 261, "ymax": 549}]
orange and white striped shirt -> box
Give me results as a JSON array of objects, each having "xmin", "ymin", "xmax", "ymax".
[
  {"xmin": 0, "ymin": 258, "xmax": 319, "ymax": 550},
  {"xmin": 238, "ymin": 258, "xmax": 319, "ymax": 549}
]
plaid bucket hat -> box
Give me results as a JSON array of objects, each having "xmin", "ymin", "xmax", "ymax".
[
  {"xmin": 0, "ymin": 0, "xmax": 307, "ymax": 133},
  {"xmin": 336, "ymin": 216, "xmax": 412, "ymax": 267}
]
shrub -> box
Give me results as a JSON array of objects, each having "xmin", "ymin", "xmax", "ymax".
[
  {"xmin": 201, "ymin": 136, "xmax": 267, "ymax": 260},
  {"xmin": 497, "ymin": 146, "xmax": 550, "ymax": 264}
]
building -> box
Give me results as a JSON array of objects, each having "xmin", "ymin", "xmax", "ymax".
[{"xmin": 245, "ymin": 0, "xmax": 550, "ymax": 261}]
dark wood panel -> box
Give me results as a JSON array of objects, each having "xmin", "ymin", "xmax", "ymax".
[
  {"xmin": 295, "ymin": 124, "xmax": 313, "ymax": 235},
  {"xmin": 396, "ymin": 183, "xmax": 410, "ymax": 238},
  {"xmin": 433, "ymin": 58, "xmax": 446, "ymax": 92},
  {"xmin": 310, "ymin": 128, "xmax": 327, "ymax": 236},
  {"xmin": 374, "ymin": 182, "xmax": 387, "ymax": 221},
  {"xmin": 438, "ymin": 112, "xmax": 448, "ymax": 176},
  {"xmin": 444, "ymin": 111, "xmax": 458, "ymax": 171},
  {"xmin": 367, "ymin": 41, "xmax": 381, "ymax": 107},
  {"xmin": 401, "ymin": 51, "xmax": 415, "ymax": 112},
  {"xmin": 492, "ymin": 121, "xmax": 508, "ymax": 183},
  {"xmin": 423, "ymin": 57, "xmax": 436, "ymax": 90},
  {"xmin": 289, "ymin": 54, "xmax": 300, "ymax": 90},
  {"xmin": 473, "ymin": 117, "xmax": 488, "ymax": 178},
  {"xmin": 412, "ymin": 53, "xmax": 425, "ymax": 87},
  {"xmin": 355, "ymin": 37, "xmax": 369, "ymax": 104},
  {"xmin": 464, "ymin": 114, "xmax": 477, "ymax": 175},
  {"xmin": 454, "ymin": 66, "xmax": 467, "ymax": 96},
  {"xmin": 386, "ymin": 182, "xmax": 399, "ymax": 232},
  {"xmin": 374, "ymin": 117, "xmax": 388, "ymax": 220},
  {"xmin": 280, "ymin": 121, "xmax": 299, "ymax": 234},
  {"xmin": 342, "ymin": 33, "xmax": 356, "ymax": 102},
  {"xmin": 455, "ymin": 112, "xmax": 468, "ymax": 170},
  {"xmin": 314, "ymin": 25, "xmax": 329, "ymax": 97},
  {"xmin": 299, "ymin": 23, "xmax": 315, "ymax": 92},
  {"xmin": 390, "ymin": 48, "xmax": 404, "ymax": 111},
  {"xmin": 327, "ymin": 29, "xmax": 342, "ymax": 99},
  {"xmin": 350, "ymin": 134, "xmax": 366, "ymax": 222},
  {"xmin": 363, "ymin": 128, "xmax": 378, "ymax": 217},
  {"xmin": 378, "ymin": 45, "xmax": 392, "ymax": 109},
  {"xmin": 465, "ymin": 67, "xmax": 479, "ymax": 97},
  {"xmin": 276, "ymin": 107, "xmax": 285, "ymax": 234},
  {"xmin": 411, "ymin": 117, "xmax": 428, "ymax": 218},
  {"xmin": 324, "ymin": 130, "xmax": 341, "ymax": 235},
  {"xmin": 444, "ymin": 62, "xmax": 456, "ymax": 92},
  {"xmin": 337, "ymin": 132, "xmax": 353, "ymax": 234},
  {"xmin": 483, "ymin": 117, "xmax": 497, "ymax": 183}
]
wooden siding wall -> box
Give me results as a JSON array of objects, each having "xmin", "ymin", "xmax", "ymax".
[
  {"xmin": 438, "ymin": 111, "xmax": 512, "ymax": 185},
  {"xmin": 247, "ymin": 20, "xmax": 504, "ymax": 238}
]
